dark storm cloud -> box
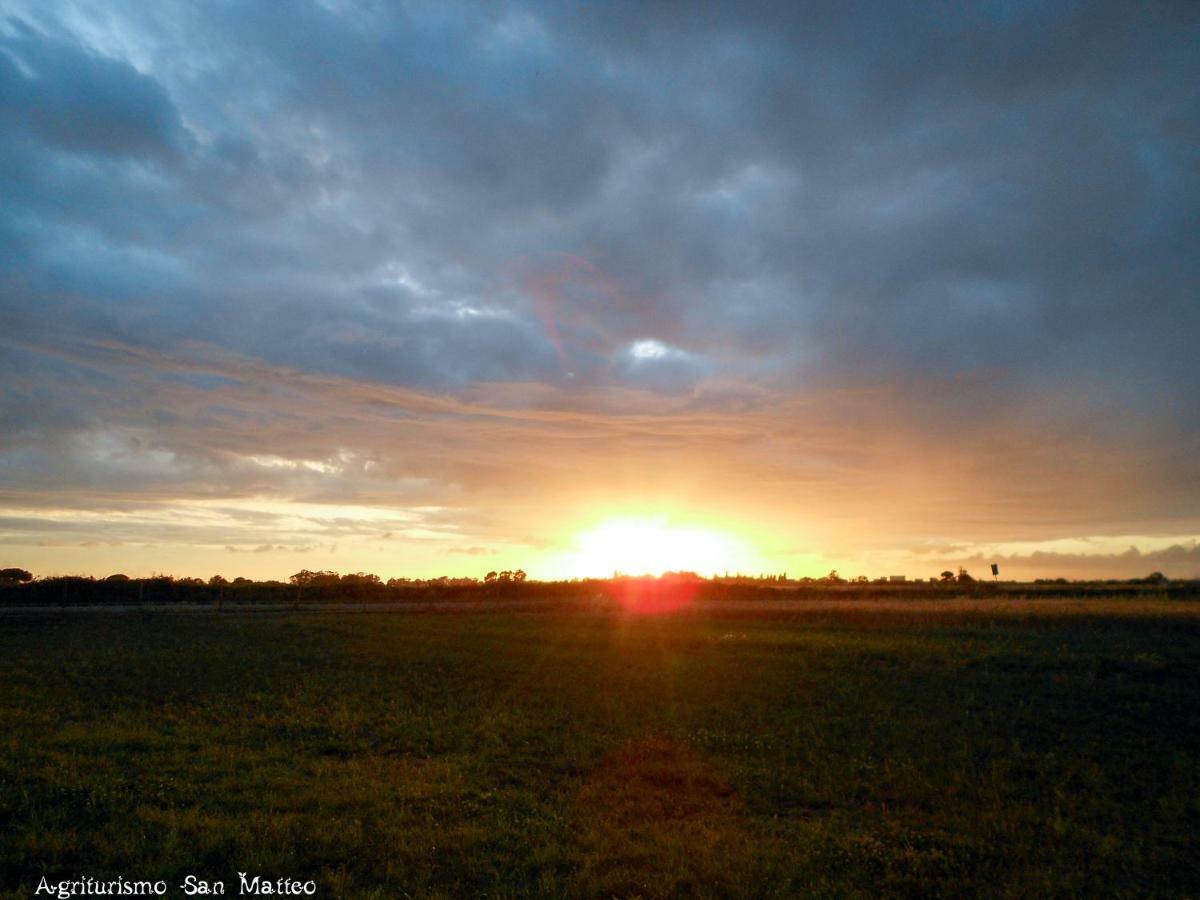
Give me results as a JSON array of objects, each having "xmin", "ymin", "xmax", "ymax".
[
  {"xmin": 0, "ymin": 20, "xmax": 183, "ymax": 161},
  {"xmin": 1, "ymin": 1, "xmax": 1198, "ymax": 574},
  {"xmin": 4, "ymin": 2, "xmax": 1197, "ymax": 381}
]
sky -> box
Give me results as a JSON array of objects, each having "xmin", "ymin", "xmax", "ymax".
[{"xmin": 1, "ymin": 0, "xmax": 1198, "ymax": 582}]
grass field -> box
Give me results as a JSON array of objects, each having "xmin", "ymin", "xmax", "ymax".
[{"xmin": 2, "ymin": 600, "xmax": 1198, "ymax": 897}]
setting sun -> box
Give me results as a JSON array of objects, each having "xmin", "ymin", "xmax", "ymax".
[{"xmin": 558, "ymin": 517, "xmax": 757, "ymax": 579}]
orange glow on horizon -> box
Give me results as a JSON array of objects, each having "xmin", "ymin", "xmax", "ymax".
[{"xmin": 546, "ymin": 516, "xmax": 759, "ymax": 580}]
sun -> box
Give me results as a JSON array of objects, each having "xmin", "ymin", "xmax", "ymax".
[{"xmin": 562, "ymin": 516, "xmax": 754, "ymax": 579}]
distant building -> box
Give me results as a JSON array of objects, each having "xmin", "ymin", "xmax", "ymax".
[{"xmin": 888, "ymin": 575, "xmax": 906, "ymax": 583}]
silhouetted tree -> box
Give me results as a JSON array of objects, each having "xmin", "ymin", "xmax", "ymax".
[
  {"xmin": 940, "ymin": 570, "xmax": 955, "ymax": 583},
  {"xmin": 956, "ymin": 567, "xmax": 974, "ymax": 583},
  {"xmin": 484, "ymin": 571, "xmax": 498, "ymax": 584},
  {"xmin": 513, "ymin": 569, "xmax": 527, "ymax": 583},
  {"xmin": 290, "ymin": 569, "xmax": 337, "ymax": 604},
  {"xmin": 208, "ymin": 574, "xmax": 228, "ymax": 609},
  {"xmin": 290, "ymin": 570, "xmax": 339, "ymax": 587},
  {"xmin": 0, "ymin": 568, "xmax": 33, "ymax": 584}
]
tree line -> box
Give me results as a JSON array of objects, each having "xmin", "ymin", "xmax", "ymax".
[
  {"xmin": 0, "ymin": 568, "xmax": 547, "ymax": 607},
  {"xmin": 0, "ymin": 566, "xmax": 1191, "ymax": 608}
]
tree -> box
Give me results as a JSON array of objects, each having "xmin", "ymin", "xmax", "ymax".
[
  {"xmin": 209, "ymin": 574, "xmax": 228, "ymax": 610},
  {"xmin": 290, "ymin": 570, "xmax": 339, "ymax": 587},
  {"xmin": 484, "ymin": 571, "xmax": 498, "ymax": 584},
  {"xmin": 289, "ymin": 569, "xmax": 337, "ymax": 606},
  {"xmin": 940, "ymin": 570, "xmax": 955, "ymax": 583},
  {"xmin": 513, "ymin": 569, "xmax": 527, "ymax": 583},
  {"xmin": 956, "ymin": 567, "xmax": 974, "ymax": 583},
  {"xmin": 0, "ymin": 568, "xmax": 33, "ymax": 584}
]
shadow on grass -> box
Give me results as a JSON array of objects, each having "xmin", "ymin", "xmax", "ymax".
[{"xmin": 572, "ymin": 734, "xmax": 754, "ymax": 897}]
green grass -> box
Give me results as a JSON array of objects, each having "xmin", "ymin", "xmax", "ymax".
[{"xmin": 1, "ymin": 603, "xmax": 1198, "ymax": 897}]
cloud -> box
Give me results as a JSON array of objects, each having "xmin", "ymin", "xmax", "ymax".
[
  {"xmin": 0, "ymin": 2, "xmax": 1197, "ymax": 578},
  {"xmin": 0, "ymin": 20, "xmax": 183, "ymax": 161},
  {"xmin": 0, "ymin": 336, "xmax": 1194, "ymax": 557},
  {"xmin": 912, "ymin": 540, "xmax": 1200, "ymax": 581}
]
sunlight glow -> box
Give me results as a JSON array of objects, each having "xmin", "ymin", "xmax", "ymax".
[{"xmin": 563, "ymin": 516, "xmax": 755, "ymax": 578}]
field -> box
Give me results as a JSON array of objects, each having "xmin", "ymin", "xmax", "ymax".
[{"xmin": 2, "ymin": 599, "xmax": 1199, "ymax": 897}]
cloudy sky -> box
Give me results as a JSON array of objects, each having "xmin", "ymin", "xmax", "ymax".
[{"xmin": 1, "ymin": 1, "xmax": 1198, "ymax": 581}]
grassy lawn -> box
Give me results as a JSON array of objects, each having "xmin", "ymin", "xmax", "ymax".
[{"xmin": 1, "ymin": 603, "xmax": 1198, "ymax": 897}]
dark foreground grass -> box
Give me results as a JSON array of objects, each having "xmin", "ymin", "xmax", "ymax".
[{"xmin": 1, "ymin": 602, "xmax": 1198, "ymax": 898}]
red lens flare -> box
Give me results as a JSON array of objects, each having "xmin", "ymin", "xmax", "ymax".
[{"xmin": 609, "ymin": 574, "xmax": 702, "ymax": 615}]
